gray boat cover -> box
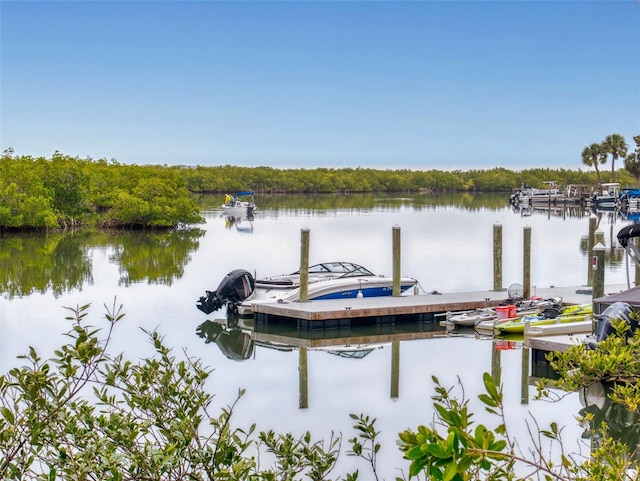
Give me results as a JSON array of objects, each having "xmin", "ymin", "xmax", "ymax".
[{"xmin": 593, "ymin": 285, "xmax": 640, "ymax": 312}]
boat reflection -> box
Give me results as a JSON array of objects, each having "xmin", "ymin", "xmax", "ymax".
[
  {"xmin": 196, "ymin": 316, "xmax": 447, "ymax": 360},
  {"xmin": 223, "ymin": 212, "xmax": 255, "ymax": 233},
  {"xmin": 195, "ymin": 319, "xmax": 254, "ymax": 360},
  {"xmin": 196, "ymin": 316, "xmax": 448, "ymax": 407}
]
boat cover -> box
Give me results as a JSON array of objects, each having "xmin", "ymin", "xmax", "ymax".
[
  {"xmin": 617, "ymin": 223, "xmax": 640, "ymax": 247},
  {"xmin": 593, "ymin": 285, "xmax": 640, "ymax": 313}
]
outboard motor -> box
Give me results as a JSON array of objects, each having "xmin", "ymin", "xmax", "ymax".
[
  {"xmin": 197, "ymin": 269, "xmax": 255, "ymax": 314},
  {"xmin": 595, "ymin": 302, "xmax": 637, "ymax": 342}
]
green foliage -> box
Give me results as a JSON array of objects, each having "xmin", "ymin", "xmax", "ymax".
[
  {"xmin": 0, "ymin": 151, "xmax": 204, "ymax": 230},
  {"xmin": 601, "ymin": 133, "xmax": 629, "ymax": 184},
  {"xmin": 4, "ymin": 143, "xmax": 640, "ymax": 230},
  {"xmin": 0, "ymin": 302, "xmax": 350, "ymax": 480},
  {"xmin": 624, "ymin": 135, "xmax": 640, "ymax": 184},
  {"xmin": 544, "ymin": 313, "xmax": 640, "ymax": 415},
  {"xmin": 397, "ymin": 373, "xmax": 516, "ymax": 481},
  {"xmin": 347, "ymin": 414, "xmax": 381, "ymax": 481},
  {"xmin": 2, "ymin": 302, "xmax": 640, "ymax": 480},
  {"xmin": 258, "ymin": 429, "xmax": 341, "ymax": 480},
  {"xmin": 395, "ymin": 368, "xmax": 640, "ymax": 480}
]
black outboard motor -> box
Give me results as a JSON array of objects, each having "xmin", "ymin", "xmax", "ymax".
[
  {"xmin": 196, "ymin": 269, "xmax": 255, "ymax": 314},
  {"xmin": 594, "ymin": 302, "xmax": 637, "ymax": 342}
]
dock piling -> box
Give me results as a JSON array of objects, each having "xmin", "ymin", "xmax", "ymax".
[
  {"xmin": 592, "ymin": 242, "xmax": 605, "ymax": 300},
  {"xmin": 587, "ymin": 214, "xmax": 597, "ymax": 286},
  {"xmin": 523, "ymin": 226, "xmax": 531, "ymax": 299},
  {"xmin": 300, "ymin": 228, "xmax": 310, "ymax": 302},
  {"xmin": 493, "ymin": 224, "xmax": 502, "ymax": 291},
  {"xmin": 393, "ymin": 225, "xmax": 401, "ymax": 296}
]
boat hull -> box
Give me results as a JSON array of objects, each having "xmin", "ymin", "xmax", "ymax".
[{"xmin": 238, "ymin": 279, "xmax": 417, "ymax": 315}]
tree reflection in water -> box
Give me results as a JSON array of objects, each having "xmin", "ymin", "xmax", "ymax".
[{"xmin": 0, "ymin": 228, "xmax": 204, "ymax": 298}]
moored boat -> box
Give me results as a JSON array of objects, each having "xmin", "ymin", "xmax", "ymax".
[
  {"xmin": 493, "ymin": 303, "xmax": 593, "ymax": 335},
  {"xmin": 448, "ymin": 297, "xmax": 561, "ymax": 328},
  {"xmin": 589, "ymin": 182, "xmax": 620, "ymax": 209},
  {"xmin": 196, "ymin": 261, "xmax": 419, "ymax": 317}
]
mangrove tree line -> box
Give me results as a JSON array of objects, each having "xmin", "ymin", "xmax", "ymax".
[{"xmin": 1, "ymin": 147, "xmax": 637, "ymax": 230}]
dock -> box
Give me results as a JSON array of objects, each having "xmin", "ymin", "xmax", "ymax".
[{"xmin": 252, "ymin": 283, "xmax": 628, "ymax": 328}]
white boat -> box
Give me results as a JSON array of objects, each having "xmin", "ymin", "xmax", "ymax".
[
  {"xmin": 590, "ymin": 182, "xmax": 620, "ymax": 209},
  {"xmin": 221, "ymin": 191, "xmax": 257, "ymax": 215},
  {"xmin": 510, "ymin": 182, "xmax": 565, "ymax": 205},
  {"xmin": 446, "ymin": 308, "xmax": 496, "ymax": 327},
  {"xmin": 196, "ymin": 262, "xmax": 419, "ymax": 317},
  {"xmin": 524, "ymin": 320, "xmax": 593, "ymax": 337}
]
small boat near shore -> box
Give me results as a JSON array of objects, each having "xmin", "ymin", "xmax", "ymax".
[{"xmin": 221, "ymin": 191, "xmax": 257, "ymax": 215}]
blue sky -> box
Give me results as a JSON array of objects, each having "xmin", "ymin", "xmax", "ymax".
[{"xmin": 1, "ymin": 1, "xmax": 638, "ymax": 170}]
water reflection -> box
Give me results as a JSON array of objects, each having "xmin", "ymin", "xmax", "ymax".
[
  {"xmin": 196, "ymin": 315, "xmax": 450, "ymax": 408},
  {"xmin": 0, "ymin": 232, "xmax": 93, "ymax": 298},
  {"xmin": 580, "ymin": 382, "xmax": 640, "ymax": 462},
  {"xmin": 108, "ymin": 229, "xmax": 205, "ymax": 286},
  {"xmin": 196, "ymin": 192, "xmax": 511, "ymax": 215},
  {"xmin": 223, "ymin": 212, "xmax": 254, "ymax": 234},
  {"xmin": 195, "ymin": 319, "xmax": 254, "ymax": 360},
  {"xmin": 0, "ymin": 229, "xmax": 205, "ymax": 298}
]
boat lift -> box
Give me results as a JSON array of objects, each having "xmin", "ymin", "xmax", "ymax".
[{"xmin": 617, "ymin": 224, "xmax": 640, "ymax": 288}]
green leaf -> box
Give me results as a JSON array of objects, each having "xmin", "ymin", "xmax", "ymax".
[
  {"xmin": 443, "ymin": 461, "xmax": 458, "ymax": 481},
  {"xmin": 1, "ymin": 407, "xmax": 14, "ymax": 425},
  {"xmin": 457, "ymin": 456, "xmax": 473, "ymax": 472},
  {"xmin": 427, "ymin": 444, "xmax": 450, "ymax": 458}
]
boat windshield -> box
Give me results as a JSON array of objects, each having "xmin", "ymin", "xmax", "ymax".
[{"xmin": 295, "ymin": 262, "xmax": 375, "ymax": 277}]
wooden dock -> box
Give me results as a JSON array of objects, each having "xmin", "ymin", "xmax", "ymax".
[{"xmin": 252, "ymin": 283, "xmax": 628, "ymax": 328}]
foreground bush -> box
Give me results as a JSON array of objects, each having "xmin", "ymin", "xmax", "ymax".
[{"xmin": 1, "ymin": 302, "xmax": 638, "ymax": 480}]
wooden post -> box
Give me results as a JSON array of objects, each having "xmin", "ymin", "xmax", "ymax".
[
  {"xmin": 392, "ymin": 224, "xmax": 401, "ymax": 296},
  {"xmin": 523, "ymin": 226, "xmax": 531, "ymax": 299},
  {"xmin": 592, "ymin": 242, "xmax": 605, "ymax": 300},
  {"xmin": 391, "ymin": 340, "xmax": 400, "ymax": 399},
  {"xmin": 493, "ymin": 224, "xmax": 502, "ymax": 291},
  {"xmin": 299, "ymin": 228, "xmax": 310, "ymax": 302},
  {"xmin": 588, "ymin": 214, "xmax": 597, "ymax": 286},
  {"xmin": 594, "ymin": 229, "xmax": 604, "ymax": 250},
  {"xmin": 299, "ymin": 346, "xmax": 308, "ymax": 409}
]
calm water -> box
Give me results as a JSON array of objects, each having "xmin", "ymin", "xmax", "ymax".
[{"xmin": 1, "ymin": 193, "xmax": 636, "ymax": 477}]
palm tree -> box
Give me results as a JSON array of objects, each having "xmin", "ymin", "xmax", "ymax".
[
  {"xmin": 581, "ymin": 143, "xmax": 605, "ymax": 191},
  {"xmin": 601, "ymin": 133, "xmax": 628, "ymax": 183},
  {"xmin": 623, "ymin": 135, "xmax": 640, "ymax": 184}
]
